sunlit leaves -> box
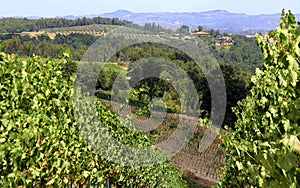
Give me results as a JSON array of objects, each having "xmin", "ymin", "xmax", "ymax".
[
  {"xmin": 217, "ymin": 10, "xmax": 300, "ymax": 187},
  {"xmin": 0, "ymin": 52, "xmax": 187, "ymax": 187}
]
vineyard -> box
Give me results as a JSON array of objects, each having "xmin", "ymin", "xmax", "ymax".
[
  {"xmin": 146, "ymin": 113, "xmax": 224, "ymax": 186},
  {"xmin": 0, "ymin": 9, "xmax": 299, "ymax": 188},
  {"xmin": 21, "ymin": 24, "xmax": 119, "ymax": 39},
  {"xmin": 0, "ymin": 52, "xmax": 188, "ymax": 187},
  {"xmin": 110, "ymin": 100, "xmax": 224, "ymax": 186},
  {"xmin": 99, "ymin": 98, "xmax": 225, "ymax": 187}
]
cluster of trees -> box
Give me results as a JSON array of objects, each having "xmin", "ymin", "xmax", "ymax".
[
  {"xmin": 0, "ymin": 33, "xmax": 97, "ymax": 60},
  {"xmin": 86, "ymin": 42, "xmax": 253, "ymax": 128},
  {"xmin": 210, "ymin": 35, "xmax": 264, "ymax": 72},
  {"xmin": 176, "ymin": 25, "xmax": 190, "ymax": 35},
  {"xmin": 0, "ymin": 17, "xmax": 132, "ymax": 33},
  {"xmin": 142, "ymin": 23, "xmax": 170, "ymax": 34}
]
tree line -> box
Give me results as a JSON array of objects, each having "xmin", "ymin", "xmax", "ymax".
[
  {"xmin": 0, "ymin": 16, "xmax": 132, "ymax": 33},
  {"xmin": 0, "ymin": 33, "xmax": 96, "ymax": 60},
  {"xmin": 81, "ymin": 42, "xmax": 254, "ymax": 128}
]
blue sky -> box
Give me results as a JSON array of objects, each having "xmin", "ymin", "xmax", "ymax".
[{"xmin": 0, "ymin": 0, "xmax": 300, "ymax": 17}]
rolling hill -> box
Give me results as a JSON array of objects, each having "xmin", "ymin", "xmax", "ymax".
[{"xmin": 97, "ymin": 9, "xmax": 300, "ymax": 33}]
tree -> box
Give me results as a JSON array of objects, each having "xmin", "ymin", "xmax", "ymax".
[
  {"xmin": 96, "ymin": 64, "xmax": 123, "ymax": 91},
  {"xmin": 176, "ymin": 25, "xmax": 190, "ymax": 35},
  {"xmin": 198, "ymin": 25, "xmax": 204, "ymax": 32},
  {"xmin": 2, "ymin": 36, "xmax": 21, "ymax": 54},
  {"xmin": 200, "ymin": 63, "xmax": 252, "ymax": 128},
  {"xmin": 128, "ymin": 58, "xmax": 164, "ymax": 103},
  {"xmin": 217, "ymin": 10, "xmax": 300, "ymax": 187}
]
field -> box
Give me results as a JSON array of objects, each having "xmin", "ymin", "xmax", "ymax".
[
  {"xmin": 20, "ymin": 24, "xmax": 119, "ymax": 39},
  {"xmin": 101, "ymin": 99, "xmax": 225, "ymax": 187}
]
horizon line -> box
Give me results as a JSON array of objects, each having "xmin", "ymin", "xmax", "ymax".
[{"xmin": 1, "ymin": 9, "xmax": 300, "ymax": 19}]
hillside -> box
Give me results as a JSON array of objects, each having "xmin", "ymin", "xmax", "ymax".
[
  {"xmin": 98, "ymin": 9, "xmax": 300, "ymax": 33},
  {"xmin": 16, "ymin": 25, "xmax": 118, "ymax": 40}
]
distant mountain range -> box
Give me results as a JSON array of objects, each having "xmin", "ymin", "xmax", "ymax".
[{"xmin": 91, "ymin": 9, "xmax": 300, "ymax": 34}]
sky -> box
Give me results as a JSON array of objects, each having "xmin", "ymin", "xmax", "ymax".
[{"xmin": 0, "ymin": 0, "xmax": 300, "ymax": 17}]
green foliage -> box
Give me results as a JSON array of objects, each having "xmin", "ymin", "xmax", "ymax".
[
  {"xmin": 210, "ymin": 35, "xmax": 264, "ymax": 72},
  {"xmin": 198, "ymin": 25, "xmax": 204, "ymax": 32},
  {"xmin": 0, "ymin": 33, "xmax": 97, "ymax": 60},
  {"xmin": 217, "ymin": 10, "xmax": 300, "ymax": 187},
  {"xmin": 176, "ymin": 25, "xmax": 190, "ymax": 35},
  {"xmin": 118, "ymin": 43, "xmax": 252, "ymax": 127},
  {"xmin": 183, "ymin": 173, "xmax": 210, "ymax": 188},
  {"xmin": 0, "ymin": 17, "xmax": 131, "ymax": 33},
  {"xmin": 96, "ymin": 63, "xmax": 124, "ymax": 91},
  {"xmin": 43, "ymin": 24, "xmax": 116, "ymax": 33},
  {"xmin": 0, "ymin": 52, "xmax": 187, "ymax": 187},
  {"xmin": 200, "ymin": 63, "xmax": 252, "ymax": 128}
]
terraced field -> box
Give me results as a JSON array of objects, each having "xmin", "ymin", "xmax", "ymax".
[
  {"xmin": 44, "ymin": 24, "xmax": 118, "ymax": 35},
  {"xmin": 150, "ymin": 113, "xmax": 225, "ymax": 186},
  {"xmin": 21, "ymin": 24, "xmax": 119, "ymax": 39},
  {"xmin": 101, "ymin": 99, "xmax": 225, "ymax": 186}
]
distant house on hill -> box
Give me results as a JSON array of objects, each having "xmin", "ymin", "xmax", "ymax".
[{"xmin": 214, "ymin": 36, "xmax": 233, "ymax": 46}]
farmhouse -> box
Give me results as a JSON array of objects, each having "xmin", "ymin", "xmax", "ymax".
[{"xmin": 214, "ymin": 36, "xmax": 233, "ymax": 46}]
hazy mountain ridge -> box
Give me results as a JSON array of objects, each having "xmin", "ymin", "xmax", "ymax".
[{"xmin": 98, "ymin": 9, "xmax": 300, "ymax": 33}]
